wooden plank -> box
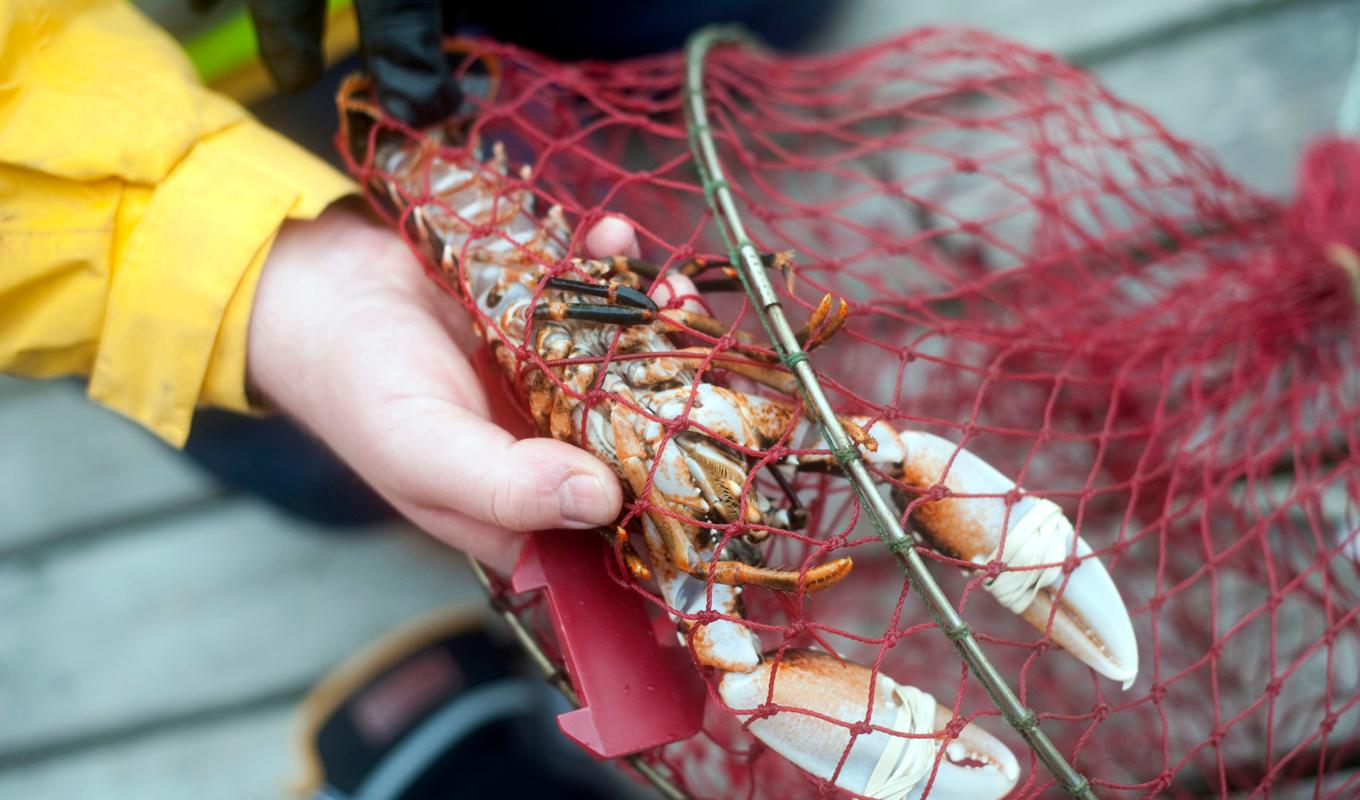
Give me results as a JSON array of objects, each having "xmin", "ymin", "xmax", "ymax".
[
  {"xmin": 0, "ymin": 498, "xmax": 484, "ymax": 759},
  {"xmin": 0, "ymin": 703, "xmax": 296, "ymax": 800},
  {"xmin": 812, "ymin": 0, "xmax": 1272, "ymax": 57},
  {"xmin": 816, "ymin": 0, "xmax": 1358, "ymax": 197},
  {"xmin": 1093, "ymin": 0, "xmax": 1360, "ymax": 194},
  {"xmin": 0, "ymin": 383, "xmax": 220, "ymax": 555}
]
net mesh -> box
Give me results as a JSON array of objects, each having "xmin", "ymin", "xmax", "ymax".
[{"xmin": 337, "ymin": 27, "xmax": 1360, "ymax": 798}]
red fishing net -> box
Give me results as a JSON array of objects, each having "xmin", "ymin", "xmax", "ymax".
[{"xmin": 337, "ymin": 27, "xmax": 1360, "ymax": 799}]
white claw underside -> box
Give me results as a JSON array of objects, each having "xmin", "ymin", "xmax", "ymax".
[
  {"xmin": 719, "ymin": 651, "xmax": 1019, "ymax": 799},
  {"xmin": 898, "ymin": 432, "xmax": 1139, "ymax": 687},
  {"xmin": 645, "ymin": 519, "xmax": 761, "ymax": 673}
]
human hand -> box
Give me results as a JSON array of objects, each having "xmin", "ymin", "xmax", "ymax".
[
  {"xmin": 232, "ymin": 0, "xmax": 460, "ymax": 127},
  {"xmin": 245, "ymin": 205, "xmax": 650, "ymax": 574}
]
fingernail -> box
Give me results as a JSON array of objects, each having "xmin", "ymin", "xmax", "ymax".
[{"xmin": 557, "ymin": 473, "xmax": 611, "ymax": 527}]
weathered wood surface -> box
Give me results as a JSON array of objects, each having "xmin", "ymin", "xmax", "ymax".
[
  {"xmin": 1096, "ymin": 0, "xmax": 1360, "ymax": 193},
  {"xmin": 0, "ymin": 382, "xmax": 220, "ymax": 556},
  {"xmin": 0, "ymin": 498, "xmax": 478, "ymax": 761},
  {"xmin": 816, "ymin": 0, "xmax": 1272, "ymax": 56},
  {"xmin": 0, "ymin": 705, "xmax": 296, "ymax": 800},
  {"xmin": 819, "ymin": 0, "xmax": 1359, "ymax": 195},
  {"xmin": 4, "ymin": 0, "xmax": 1357, "ymax": 797}
]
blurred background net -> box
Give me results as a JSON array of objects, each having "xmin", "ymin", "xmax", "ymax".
[{"xmin": 340, "ymin": 27, "xmax": 1360, "ymax": 798}]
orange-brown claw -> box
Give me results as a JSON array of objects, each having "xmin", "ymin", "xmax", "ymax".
[
  {"xmin": 796, "ymin": 293, "xmax": 850, "ymax": 352},
  {"xmin": 840, "ymin": 418, "xmax": 879, "ymax": 453}
]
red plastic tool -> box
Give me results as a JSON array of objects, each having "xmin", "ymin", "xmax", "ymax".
[{"xmin": 472, "ymin": 349, "xmax": 706, "ymax": 758}]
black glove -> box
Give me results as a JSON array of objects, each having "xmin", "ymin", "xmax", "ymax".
[{"xmin": 229, "ymin": 0, "xmax": 464, "ymax": 127}]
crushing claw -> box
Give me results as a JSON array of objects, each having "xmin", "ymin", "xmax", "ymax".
[
  {"xmin": 786, "ymin": 415, "xmax": 1139, "ymax": 686},
  {"xmin": 873, "ymin": 428, "xmax": 1139, "ymax": 687},
  {"xmin": 720, "ymin": 650, "xmax": 1020, "ymax": 799}
]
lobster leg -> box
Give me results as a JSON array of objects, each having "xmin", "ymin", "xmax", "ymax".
[
  {"xmin": 657, "ymin": 309, "xmax": 739, "ymax": 339},
  {"xmin": 608, "ymin": 395, "xmax": 851, "ymax": 595}
]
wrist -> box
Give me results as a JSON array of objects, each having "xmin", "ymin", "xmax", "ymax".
[{"xmin": 245, "ymin": 201, "xmax": 402, "ymax": 422}]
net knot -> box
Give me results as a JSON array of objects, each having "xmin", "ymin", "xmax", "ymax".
[
  {"xmin": 1090, "ymin": 702, "xmax": 1111, "ymax": 722},
  {"xmin": 1033, "ymin": 196, "xmax": 1059, "ymax": 216},
  {"xmin": 982, "ymin": 559, "xmax": 1005, "ymax": 582},
  {"xmin": 1265, "ymin": 678, "xmax": 1284, "ymax": 698},
  {"xmin": 749, "ymin": 703, "xmax": 779, "ymax": 722},
  {"xmin": 886, "ymin": 533, "xmax": 914, "ymax": 557},
  {"xmin": 1148, "ymin": 683, "xmax": 1168, "ymax": 703},
  {"xmin": 1320, "ymin": 712, "xmax": 1339, "ymax": 735},
  {"xmin": 1062, "ymin": 554, "xmax": 1082, "ymax": 575},
  {"xmin": 1004, "ymin": 707, "xmax": 1038, "ymax": 734},
  {"xmin": 1151, "ymin": 771, "xmax": 1174, "ymax": 793},
  {"xmin": 848, "ymin": 719, "xmax": 874, "ymax": 738},
  {"xmin": 943, "ymin": 715, "xmax": 967, "ymax": 739},
  {"xmin": 942, "ymin": 621, "xmax": 972, "ymax": 642},
  {"xmin": 831, "ymin": 444, "xmax": 859, "ymax": 466},
  {"xmin": 693, "ymin": 609, "xmax": 721, "ymax": 626},
  {"xmin": 926, "ymin": 484, "xmax": 949, "ymax": 503},
  {"xmin": 1206, "ymin": 728, "xmax": 1226, "ymax": 748}
]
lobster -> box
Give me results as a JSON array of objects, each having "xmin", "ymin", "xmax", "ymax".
[{"xmin": 338, "ymin": 74, "xmax": 1137, "ymax": 800}]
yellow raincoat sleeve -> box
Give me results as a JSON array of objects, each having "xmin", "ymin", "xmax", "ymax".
[{"xmin": 0, "ymin": 0, "xmax": 356, "ymax": 446}]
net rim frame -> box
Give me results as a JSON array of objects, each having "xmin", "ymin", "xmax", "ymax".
[{"xmin": 681, "ymin": 24, "xmax": 1097, "ymax": 800}]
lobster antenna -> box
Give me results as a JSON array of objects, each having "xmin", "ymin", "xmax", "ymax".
[{"xmin": 683, "ymin": 25, "xmax": 1097, "ymax": 800}]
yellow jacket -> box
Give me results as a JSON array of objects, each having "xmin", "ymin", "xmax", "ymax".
[{"xmin": 0, "ymin": 0, "xmax": 354, "ymax": 445}]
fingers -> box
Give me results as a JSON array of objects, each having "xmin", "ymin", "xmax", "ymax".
[
  {"xmin": 246, "ymin": 0, "xmax": 327, "ymax": 94},
  {"xmin": 396, "ymin": 502, "xmax": 526, "ymax": 575},
  {"xmin": 365, "ymin": 396, "xmax": 623, "ymax": 534},
  {"xmin": 582, "ymin": 217, "xmax": 708, "ymax": 312},
  {"xmin": 584, "ymin": 215, "xmax": 640, "ymax": 259},
  {"xmin": 250, "ymin": 209, "xmax": 623, "ymax": 573},
  {"xmin": 354, "ymin": 0, "xmax": 462, "ymax": 127},
  {"xmin": 649, "ymin": 273, "xmax": 709, "ymax": 314}
]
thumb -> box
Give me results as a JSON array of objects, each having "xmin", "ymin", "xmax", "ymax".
[{"xmin": 367, "ymin": 397, "xmax": 623, "ymax": 532}]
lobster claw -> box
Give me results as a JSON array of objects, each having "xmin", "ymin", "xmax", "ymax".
[
  {"xmin": 882, "ymin": 430, "xmax": 1139, "ymax": 688},
  {"xmin": 719, "ymin": 650, "xmax": 1020, "ymax": 799}
]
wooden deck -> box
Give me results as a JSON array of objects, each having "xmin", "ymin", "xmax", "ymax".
[{"xmin": 3, "ymin": 1, "xmax": 1357, "ymax": 796}]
